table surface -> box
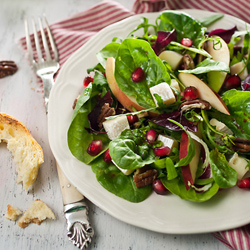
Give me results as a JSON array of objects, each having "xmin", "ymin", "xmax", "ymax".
[{"xmin": 0, "ymin": 0, "xmax": 229, "ymax": 249}]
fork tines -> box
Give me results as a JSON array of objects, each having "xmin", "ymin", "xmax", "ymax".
[{"xmin": 24, "ymin": 16, "xmax": 58, "ymax": 66}]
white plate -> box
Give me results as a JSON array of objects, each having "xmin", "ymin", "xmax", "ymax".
[{"xmin": 48, "ymin": 9, "xmax": 250, "ymax": 234}]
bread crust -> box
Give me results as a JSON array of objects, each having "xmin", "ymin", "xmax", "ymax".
[
  {"xmin": 0, "ymin": 113, "xmax": 44, "ymax": 191},
  {"xmin": 5, "ymin": 204, "xmax": 22, "ymax": 221},
  {"xmin": 18, "ymin": 199, "xmax": 55, "ymax": 228}
]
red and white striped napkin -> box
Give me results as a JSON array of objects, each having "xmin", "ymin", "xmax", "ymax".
[{"xmin": 19, "ymin": 0, "xmax": 250, "ymax": 249}]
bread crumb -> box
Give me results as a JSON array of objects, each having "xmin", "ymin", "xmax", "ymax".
[
  {"xmin": 18, "ymin": 199, "xmax": 55, "ymax": 228},
  {"xmin": 5, "ymin": 204, "xmax": 22, "ymax": 221},
  {"xmin": 0, "ymin": 113, "xmax": 44, "ymax": 191}
]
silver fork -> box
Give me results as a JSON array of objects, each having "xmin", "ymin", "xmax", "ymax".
[
  {"xmin": 24, "ymin": 16, "xmax": 94, "ymax": 249},
  {"xmin": 24, "ymin": 16, "xmax": 59, "ymax": 112}
]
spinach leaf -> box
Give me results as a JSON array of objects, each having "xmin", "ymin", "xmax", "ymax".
[
  {"xmin": 222, "ymin": 89, "xmax": 250, "ymax": 140},
  {"xmin": 96, "ymin": 42, "xmax": 121, "ymax": 68},
  {"xmin": 179, "ymin": 58, "xmax": 230, "ymax": 74},
  {"xmin": 157, "ymin": 11, "xmax": 206, "ymax": 46},
  {"xmin": 115, "ymin": 38, "xmax": 171, "ymax": 108},
  {"xmin": 161, "ymin": 176, "xmax": 219, "ymax": 202},
  {"xmin": 91, "ymin": 157, "xmax": 152, "ymax": 202},
  {"xmin": 109, "ymin": 138, "xmax": 156, "ymax": 170},
  {"xmin": 199, "ymin": 14, "xmax": 224, "ymax": 27},
  {"xmin": 209, "ymin": 149, "xmax": 237, "ymax": 188},
  {"xmin": 67, "ymin": 85, "xmax": 109, "ymax": 164}
]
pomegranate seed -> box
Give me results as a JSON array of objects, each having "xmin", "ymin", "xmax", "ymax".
[
  {"xmin": 154, "ymin": 146, "xmax": 170, "ymax": 157},
  {"xmin": 181, "ymin": 38, "xmax": 193, "ymax": 47},
  {"xmin": 183, "ymin": 86, "xmax": 199, "ymax": 101},
  {"xmin": 224, "ymin": 75, "xmax": 241, "ymax": 90},
  {"xmin": 146, "ymin": 129, "xmax": 157, "ymax": 144},
  {"xmin": 87, "ymin": 140, "xmax": 103, "ymax": 156},
  {"xmin": 152, "ymin": 179, "xmax": 168, "ymax": 195},
  {"xmin": 83, "ymin": 76, "xmax": 94, "ymax": 88},
  {"xmin": 103, "ymin": 149, "xmax": 112, "ymax": 163},
  {"xmin": 127, "ymin": 114, "xmax": 138, "ymax": 125},
  {"xmin": 131, "ymin": 67, "xmax": 145, "ymax": 82},
  {"xmin": 238, "ymin": 177, "xmax": 250, "ymax": 189}
]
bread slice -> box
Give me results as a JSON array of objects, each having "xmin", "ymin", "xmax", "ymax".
[
  {"xmin": 5, "ymin": 204, "xmax": 22, "ymax": 221},
  {"xmin": 0, "ymin": 113, "xmax": 44, "ymax": 191},
  {"xmin": 18, "ymin": 199, "xmax": 55, "ymax": 228}
]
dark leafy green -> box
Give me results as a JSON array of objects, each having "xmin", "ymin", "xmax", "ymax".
[
  {"xmin": 161, "ymin": 177, "xmax": 219, "ymax": 202},
  {"xmin": 109, "ymin": 127, "xmax": 156, "ymax": 170},
  {"xmin": 91, "ymin": 157, "xmax": 152, "ymax": 202},
  {"xmin": 109, "ymin": 138, "xmax": 156, "ymax": 170},
  {"xmin": 222, "ymin": 90, "xmax": 250, "ymax": 140},
  {"xmin": 115, "ymin": 38, "xmax": 171, "ymax": 108},
  {"xmin": 96, "ymin": 42, "xmax": 121, "ymax": 68},
  {"xmin": 179, "ymin": 58, "xmax": 230, "ymax": 74},
  {"xmin": 199, "ymin": 14, "xmax": 224, "ymax": 27},
  {"xmin": 67, "ymin": 84, "xmax": 110, "ymax": 164},
  {"xmin": 209, "ymin": 149, "xmax": 237, "ymax": 188},
  {"xmin": 157, "ymin": 11, "xmax": 206, "ymax": 46}
]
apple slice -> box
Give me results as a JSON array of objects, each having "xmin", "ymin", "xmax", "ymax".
[
  {"xmin": 105, "ymin": 57, "xmax": 145, "ymax": 112},
  {"xmin": 178, "ymin": 72, "xmax": 230, "ymax": 115},
  {"xmin": 180, "ymin": 131, "xmax": 201, "ymax": 190},
  {"xmin": 206, "ymin": 35, "xmax": 230, "ymax": 92},
  {"xmin": 230, "ymin": 61, "xmax": 248, "ymax": 80},
  {"xmin": 159, "ymin": 50, "xmax": 183, "ymax": 70}
]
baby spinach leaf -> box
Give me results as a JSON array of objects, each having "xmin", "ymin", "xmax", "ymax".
[
  {"xmin": 67, "ymin": 85, "xmax": 109, "ymax": 164},
  {"xmin": 209, "ymin": 149, "xmax": 237, "ymax": 188},
  {"xmin": 179, "ymin": 58, "xmax": 230, "ymax": 74},
  {"xmin": 222, "ymin": 89, "xmax": 250, "ymax": 140},
  {"xmin": 91, "ymin": 157, "xmax": 152, "ymax": 202},
  {"xmin": 109, "ymin": 138, "xmax": 156, "ymax": 170},
  {"xmin": 115, "ymin": 38, "xmax": 171, "ymax": 108},
  {"xmin": 161, "ymin": 176, "xmax": 219, "ymax": 202},
  {"xmin": 157, "ymin": 11, "xmax": 206, "ymax": 46},
  {"xmin": 199, "ymin": 14, "xmax": 224, "ymax": 27},
  {"xmin": 96, "ymin": 42, "xmax": 121, "ymax": 69}
]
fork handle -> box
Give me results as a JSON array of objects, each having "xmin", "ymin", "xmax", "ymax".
[
  {"xmin": 56, "ymin": 162, "xmax": 84, "ymax": 205},
  {"xmin": 42, "ymin": 74, "xmax": 54, "ymax": 113}
]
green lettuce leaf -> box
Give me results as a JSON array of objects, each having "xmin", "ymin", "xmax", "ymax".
[
  {"xmin": 209, "ymin": 149, "xmax": 237, "ymax": 188},
  {"xmin": 115, "ymin": 38, "xmax": 171, "ymax": 108},
  {"xmin": 91, "ymin": 157, "xmax": 152, "ymax": 203}
]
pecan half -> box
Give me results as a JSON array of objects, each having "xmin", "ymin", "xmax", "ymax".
[
  {"xmin": 97, "ymin": 103, "xmax": 115, "ymax": 128},
  {"xmin": 0, "ymin": 61, "xmax": 18, "ymax": 78},
  {"xmin": 133, "ymin": 166, "xmax": 158, "ymax": 188},
  {"xmin": 182, "ymin": 54, "xmax": 195, "ymax": 70},
  {"xmin": 233, "ymin": 138, "xmax": 250, "ymax": 153},
  {"xmin": 179, "ymin": 99, "xmax": 211, "ymax": 113}
]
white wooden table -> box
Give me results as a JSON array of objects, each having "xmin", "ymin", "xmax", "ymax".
[{"xmin": 0, "ymin": 0, "xmax": 229, "ymax": 249}]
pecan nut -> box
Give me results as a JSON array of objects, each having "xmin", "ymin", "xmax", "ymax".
[
  {"xmin": 182, "ymin": 54, "xmax": 195, "ymax": 70},
  {"xmin": 233, "ymin": 138, "xmax": 250, "ymax": 153},
  {"xmin": 0, "ymin": 61, "xmax": 18, "ymax": 78},
  {"xmin": 133, "ymin": 166, "xmax": 158, "ymax": 188},
  {"xmin": 179, "ymin": 99, "xmax": 211, "ymax": 112},
  {"xmin": 97, "ymin": 103, "xmax": 115, "ymax": 128}
]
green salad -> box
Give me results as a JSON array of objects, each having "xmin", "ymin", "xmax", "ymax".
[{"xmin": 67, "ymin": 11, "xmax": 250, "ymax": 203}]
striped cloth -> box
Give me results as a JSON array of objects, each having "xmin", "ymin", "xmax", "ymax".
[{"xmin": 19, "ymin": 1, "xmax": 250, "ymax": 249}]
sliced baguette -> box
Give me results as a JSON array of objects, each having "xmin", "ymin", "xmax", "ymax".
[{"xmin": 0, "ymin": 113, "xmax": 44, "ymax": 191}]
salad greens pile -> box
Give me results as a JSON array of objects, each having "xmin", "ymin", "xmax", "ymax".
[{"xmin": 68, "ymin": 11, "xmax": 250, "ymax": 203}]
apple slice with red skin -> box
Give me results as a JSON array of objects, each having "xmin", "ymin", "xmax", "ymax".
[
  {"xmin": 105, "ymin": 57, "xmax": 145, "ymax": 112},
  {"xmin": 178, "ymin": 72, "xmax": 230, "ymax": 115},
  {"xmin": 180, "ymin": 131, "xmax": 201, "ymax": 190}
]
